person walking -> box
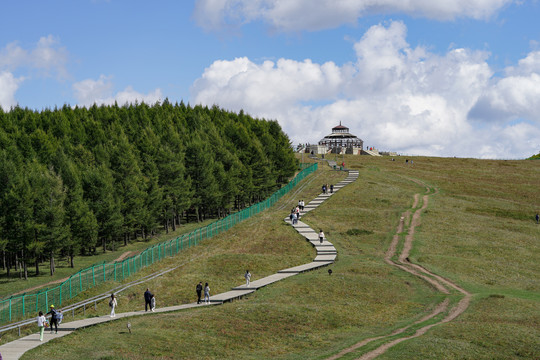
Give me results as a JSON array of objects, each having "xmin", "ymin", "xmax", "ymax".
[
  {"xmin": 319, "ymin": 229, "xmax": 325, "ymax": 244},
  {"xmin": 536, "ymin": 213, "xmax": 539, "ymax": 224},
  {"xmin": 204, "ymin": 282, "xmax": 210, "ymax": 304},
  {"xmin": 37, "ymin": 311, "xmax": 46, "ymax": 341},
  {"xmin": 144, "ymin": 288, "xmax": 153, "ymax": 312},
  {"xmin": 245, "ymin": 270, "xmax": 251, "ymax": 287},
  {"xmin": 292, "ymin": 211, "xmax": 297, "ymax": 225},
  {"xmin": 196, "ymin": 282, "xmax": 203, "ymax": 304},
  {"xmin": 330, "ymin": 184, "xmax": 334, "ymax": 193},
  {"xmin": 151, "ymin": 294, "xmax": 156, "ymax": 312},
  {"xmin": 109, "ymin": 294, "xmax": 117, "ymax": 317},
  {"xmin": 46, "ymin": 305, "xmax": 59, "ymax": 334}
]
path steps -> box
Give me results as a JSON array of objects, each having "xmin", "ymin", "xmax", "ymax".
[{"xmin": 0, "ymin": 169, "xmax": 359, "ymax": 360}]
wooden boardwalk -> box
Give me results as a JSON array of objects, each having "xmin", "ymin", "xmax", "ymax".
[{"xmin": 0, "ymin": 169, "xmax": 359, "ymax": 360}]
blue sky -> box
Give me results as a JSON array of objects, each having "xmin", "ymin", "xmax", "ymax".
[{"xmin": 1, "ymin": 0, "xmax": 539, "ymax": 158}]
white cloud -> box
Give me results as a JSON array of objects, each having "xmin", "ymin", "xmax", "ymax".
[
  {"xmin": 0, "ymin": 35, "xmax": 68, "ymax": 78},
  {"xmin": 0, "ymin": 35, "xmax": 69, "ymax": 109},
  {"xmin": 0, "ymin": 42, "xmax": 28, "ymax": 71},
  {"xmin": 469, "ymin": 50, "xmax": 540, "ymax": 124},
  {"xmin": 29, "ymin": 35, "xmax": 69, "ymax": 78},
  {"xmin": 73, "ymin": 75, "xmax": 162, "ymax": 107},
  {"xmin": 191, "ymin": 20, "xmax": 539, "ymax": 159},
  {"xmin": 192, "ymin": 57, "xmax": 342, "ymax": 111},
  {"xmin": 72, "ymin": 75, "xmax": 114, "ymax": 106},
  {"xmin": 0, "ymin": 71, "xmax": 22, "ymax": 110},
  {"xmin": 193, "ymin": 0, "xmax": 514, "ymax": 32}
]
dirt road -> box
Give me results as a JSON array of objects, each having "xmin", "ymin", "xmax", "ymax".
[{"xmin": 328, "ymin": 178, "xmax": 471, "ymax": 360}]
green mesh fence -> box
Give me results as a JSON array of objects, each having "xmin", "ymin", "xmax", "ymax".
[{"xmin": 0, "ymin": 162, "xmax": 318, "ymax": 325}]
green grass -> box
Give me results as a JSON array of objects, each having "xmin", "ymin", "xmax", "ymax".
[
  {"xmin": 0, "ymin": 219, "xmax": 218, "ymax": 298},
  {"xmin": 13, "ymin": 156, "xmax": 540, "ymax": 359}
]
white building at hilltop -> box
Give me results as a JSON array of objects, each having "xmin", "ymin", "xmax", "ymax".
[{"xmin": 308, "ymin": 123, "xmax": 364, "ymax": 155}]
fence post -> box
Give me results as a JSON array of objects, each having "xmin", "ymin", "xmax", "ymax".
[{"xmin": 0, "ymin": 162, "xmax": 319, "ymax": 326}]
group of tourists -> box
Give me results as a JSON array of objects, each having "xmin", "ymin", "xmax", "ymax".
[
  {"xmin": 143, "ymin": 288, "xmax": 157, "ymax": 312},
  {"xmin": 290, "ymin": 205, "xmax": 301, "ymax": 224},
  {"xmin": 322, "ymin": 183, "xmax": 334, "ymax": 194},
  {"xmin": 36, "ymin": 304, "xmax": 63, "ymax": 341},
  {"xmin": 196, "ymin": 282, "xmax": 211, "ymax": 304}
]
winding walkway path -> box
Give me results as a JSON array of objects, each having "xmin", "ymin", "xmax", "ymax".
[{"xmin": 0, "ymin": 169, "xmax": 359, "ymax": 360}]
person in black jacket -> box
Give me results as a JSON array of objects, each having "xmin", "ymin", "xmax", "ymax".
[
  {"xmin": 46, "ymin": 305, "xmax": 58, "ymax": 334},
  {"xmin": 144, "ymin": 289, "xmax": 153, "ymax": 312},
  {"xmin": 196, "ymin": 282, "xmax": 203, "ymax": 304}
]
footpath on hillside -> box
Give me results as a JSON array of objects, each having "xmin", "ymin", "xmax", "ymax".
[
  {"xmin": 326, "ymin": 178, "xmax": 471, "ymax": 360},
  {"xmin": 0, "ymin": 165, "xmax": 358, "ymax": 360}
]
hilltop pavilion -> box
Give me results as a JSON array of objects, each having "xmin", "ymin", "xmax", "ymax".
[{"xmin": 312, "ymin": 122, "xmax": 363, "ymax": 154}]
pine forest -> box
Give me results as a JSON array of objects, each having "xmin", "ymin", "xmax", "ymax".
[{"xmin": 0, "ymin": 101, "xmax": 298, "ymax": 280}]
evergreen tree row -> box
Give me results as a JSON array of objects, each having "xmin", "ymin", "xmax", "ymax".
[{"xmin": 0, "ymin": 100, "xmax": 298, "ymax": 279}]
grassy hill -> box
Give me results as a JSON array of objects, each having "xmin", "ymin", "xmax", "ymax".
[{"xmin": 19, "ymin": 156, "xmax": 540, "ymax": 359}]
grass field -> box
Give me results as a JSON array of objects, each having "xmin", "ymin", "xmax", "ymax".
[
  {"xmin": 0, "ymin": 219, "xmax": 220, "ymax": 298},
  {"xmin": 11, "ymin": 155, "xmax": 540, "ymax": 359}
]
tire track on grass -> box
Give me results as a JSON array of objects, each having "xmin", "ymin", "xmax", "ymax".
[{"xmin": 328, "ymin": 178, "xmax": 471, "ymax": 360}]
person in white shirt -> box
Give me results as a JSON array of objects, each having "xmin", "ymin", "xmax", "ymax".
[
  {"xmin": 204, "ymin": 283, "xmax": 210, "ymax": 304},
  {"xmin": 37, "ymin": 311, "xmax": 46, "ymax": 341},
  {"xmin": 319, "ymin": 230, "xmax": 325, "ymax": 244},
  {"xmin": 245, "ymin": 270, "xmax": 251, "ymax": 286},
  {"xmin": 109, "ymin": 294, "xmax": 118, "ymax": 317}
]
